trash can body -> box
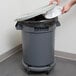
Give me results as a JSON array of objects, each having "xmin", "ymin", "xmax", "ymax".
[
  {"xmin": 16, "ymin": 15, "xmax": 60, "ymax": 72},
  {"xmin": 22, "ymin": 26, "xmax": 55, "ymax": 67}
]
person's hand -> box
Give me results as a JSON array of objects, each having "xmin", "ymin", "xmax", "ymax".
[
  {"xmin": 62, "ymin": 0, "xmax": 76, "ymax": 14},
  {"xmin": 49, "ymin": 0, "xmax": 60, "ymax": 5},
  {"xmin": 62, "ymin": 3, "xmax": 72, "ymax": 14}
]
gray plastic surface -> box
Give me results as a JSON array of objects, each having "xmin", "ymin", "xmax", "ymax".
[
  {"xmin": 16, "ymin": 4, "xmax": 56, "ymax": 21},
  {"xmin": 22, "ymin": 59, "xmax": 56, "ymax": 72},
  {"xmin": 15, "ymin": 16, "xmax": 60, "ymax": 70},
  {"xmin": 22, "ymin": 27, "xmax": 55, "ymax": 66}
]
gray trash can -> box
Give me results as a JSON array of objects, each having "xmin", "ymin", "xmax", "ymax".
[{"xmin": 15, "ymin": 15, "xmax": 60, "ymax": 72}]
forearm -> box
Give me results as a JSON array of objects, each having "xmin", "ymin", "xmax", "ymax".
[{"xmin": 69, "ymin": 0, "xmax": 76, "ymax": 6}]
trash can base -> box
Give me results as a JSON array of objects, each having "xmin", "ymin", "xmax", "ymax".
[{"xmin": 22, "ymin": 60, "xmax": 55, "ymax": 72}]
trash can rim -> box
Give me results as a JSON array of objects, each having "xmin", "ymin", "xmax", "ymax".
[{"xmin": 18, "ymin": 17, "xmax": 57, "ymax": 24}]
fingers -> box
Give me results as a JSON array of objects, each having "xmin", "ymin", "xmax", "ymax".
[
  {"xmin": 56, "ymin": 0, "xmax": 60, "ymax": 5},
  {"xmin": 62, "ymin": 4, "xmax": 71, "ymax": 14},
  {"xmin": 49, "ymin": 0, "xmax": 60, "ymax": 5},
  {"xmin": 49, "ymin": 0, "xmax": 54, "ymax": 5},
  {"xmin": 62, "ymin": 7, "xmax": 67, "ymax": 14}
]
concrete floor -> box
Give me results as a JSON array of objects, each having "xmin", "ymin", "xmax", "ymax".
[{"xmin": 0, "ymin": 51, "xmax": 76, "ymax": 76}]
